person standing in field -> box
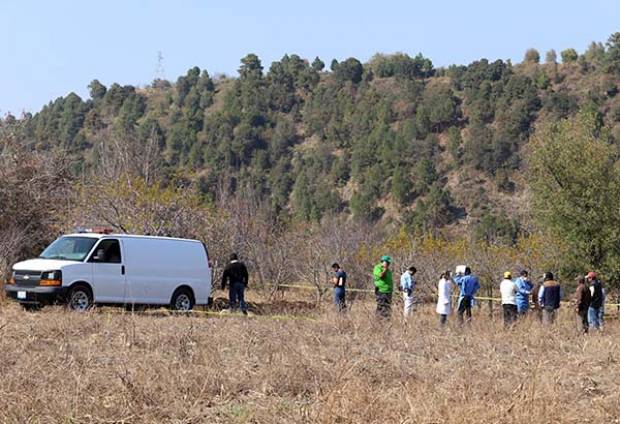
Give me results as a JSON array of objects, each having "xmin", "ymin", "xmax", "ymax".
[
  {"xmin": 400, "ymin": 266, "xmax": 417, "ymax": 318},
  {"xmin": 221, "ymin": 253, "xmax": 250, "ymax": 315},
  {"xmin": 599, "ymin": 285, "xmax": 606, "ymax": 330},
  {"xmin": 514, "ymin": 270, "xmax": 532, "ymax": 316},
  {"xmin": 500, "ymin": 271, "xmax": 518, "ymax": 327},
  {"xmin": 587, "ymin": 272, "xmax": 605, "ymax": 331},
  {"xmin": 574, "ymin": 275, "xmax": 591, "ymax": 334},
  {"xmin": 331, "ymin": 263, "xmax": 347, "ymax": 313},
  {"xmin": 537, "ymin": 272, "xmax": 562, "ymax": 325},
  {"xmin": 373, "ymin": 255, "xmax": 394, "ymax": 319},
  {"xmin": 531, "ymin": 277, "xmax": 544, "ymax": 322},
  {"xmin": 436, "ymin": 271, "xmax": 453, "ymax": 325},
  {"xmin": 453, "ymin": 266, "xmax": 480, "ymax": 324}
]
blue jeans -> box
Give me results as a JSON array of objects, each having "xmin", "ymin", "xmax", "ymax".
[
  {"xmin": 333, "ymin": 286, "xmax": 346, "ymax": 312},
  {"xmin": 229, "ymin": 282, "xmax": 247, "ymax": 313},
  {"xmin": 588, "ymin": 306, "xmax": 602, "ymax": 329}
]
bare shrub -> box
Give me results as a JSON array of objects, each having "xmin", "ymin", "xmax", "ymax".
[
  {"xmin": 0, "ymin": 135, "xmax": 73, "ymax": 278},
  {"xmin": 290, "ymin": 216, "xmax": 383, "ymax": 301}
]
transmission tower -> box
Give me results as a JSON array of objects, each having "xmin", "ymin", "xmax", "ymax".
[{"xmin": 154, "ymin": 51, "xmax": 166, "ymax": 81}]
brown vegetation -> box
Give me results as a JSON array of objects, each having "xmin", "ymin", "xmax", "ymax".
[
  {"xmin": 0, "ymin": 293, "xmax": 618, "ymax": 423},
  {"xmin": 0, "ymin": 139, "xmax": 73, "ymax": 276}
]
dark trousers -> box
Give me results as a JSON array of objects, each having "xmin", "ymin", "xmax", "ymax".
[
  {"xmin": 229, "ymin": 282, "xmax": 247, "ymax": 313},
  {"xmin": 376, "ymin": 293, "xmax": 392, "ymax": 318},
  {"xmin": 542, "ymin": 307, "xmax": 556, "ymax": 325},
  {"xmin": 457, "ymin": 296, "xmax": 472, "ymax": 324},
  {"xmin": 439, "ymin": 314, "xmax": 448, "ymax": 325},
  {"xmin": 577, "ymin": 308, "xmax": 589, "ymax": 334},
  {"xmin": 503, "ymin": 304, "xmax": 518, "ymax": 327},
  {"xmin": 333, "ymin": 286, "xmax": 346, "ymax": 312}
]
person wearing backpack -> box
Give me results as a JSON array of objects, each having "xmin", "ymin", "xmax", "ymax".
[
  {"xmin": 574, "ymin": 275, "xmax": 591, "ymax": 334},
  {"xmin": 587, "ymin": 272, "xmax": 605, "ymax": 331}
]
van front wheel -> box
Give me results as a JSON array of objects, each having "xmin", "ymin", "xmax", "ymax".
[
  {"xmin": 171, "ymin": 289, "xmax": 194, "ymax": 312},
  {"xmin": 67, "ymin": 285, "xmax": 93, "ymax": 312}
]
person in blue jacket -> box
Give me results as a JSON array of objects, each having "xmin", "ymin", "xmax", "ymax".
[
  {"xmin": 453, "ymin": 266, "xmax": 480, "ymax": 324},
  {"xmin": 514, "ymin": 270, "xmax": 533, "ymax": 316}
]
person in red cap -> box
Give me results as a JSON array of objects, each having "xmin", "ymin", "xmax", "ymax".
[{"xmin": 587, "ymin": 272, "xmax": 605, "ymax": 331}]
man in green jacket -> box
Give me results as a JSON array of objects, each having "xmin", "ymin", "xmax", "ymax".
[{"xmin": 373, "ymin": 255, "xmax": 394, "ymax": 318}]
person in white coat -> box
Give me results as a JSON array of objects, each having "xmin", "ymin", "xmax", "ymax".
[{"xmin": 436, "ymin": 271, "xmax": 453, "ymax": 325}]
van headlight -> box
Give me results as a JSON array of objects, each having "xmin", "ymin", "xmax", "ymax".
[
  {"xmin": 40, "ymin": 270, "xmax": 62, "ymax": 286},
  {"xmin": 7, "ymin": 271, "xmax": 16, "ymax": 285}
]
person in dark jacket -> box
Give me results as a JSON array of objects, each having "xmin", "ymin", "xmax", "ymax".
[
  {"xmin": 221, "ymin": 253, "xmax": 249, "ymax": 314},
  {"xmin": 531, "ymin": 278, "xmax": 543, "ymax": 322},
  {"xmin": 587, "ymin": 272, "xmax": 605, "ymax": 330},
  {"xmin": 537, "ymin": 272, "xmax": 562, "ymax": 325},
  {"xmin": 331, "ymin": 263, "xmax": 347, "ymax": 313},
  {"xmin": 574, "ymin": 275, "xmax": 591, "ymax": 334}
]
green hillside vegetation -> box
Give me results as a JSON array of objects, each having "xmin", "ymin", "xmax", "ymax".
[{"xmin": 3, "ymin": 33, "xmax": 620, "ymax": 244}]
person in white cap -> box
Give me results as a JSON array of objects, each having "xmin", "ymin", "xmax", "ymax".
[{"xmin": 500, "ymin": 271, "xmax": 518, "ymax": 327}]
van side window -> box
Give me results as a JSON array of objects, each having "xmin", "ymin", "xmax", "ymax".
[{"xmin": 89, "ymin": 240, "xmax": 122, "ymax": 264}]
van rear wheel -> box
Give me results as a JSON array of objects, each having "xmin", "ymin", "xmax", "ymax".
[
  {"xmin": 171, "ymin": 289, "xmax": 194, "ymax": 312},
  {"xmin": 67, "ymin": 285, "xmax": 93, "ymax": 312}
]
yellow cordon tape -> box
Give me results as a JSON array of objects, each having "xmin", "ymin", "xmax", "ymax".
[
  {"xmin": 278, "ymin": 283, "xmax": 374, "ymax": 293},
  {"xmin": 90, "ymin": 285, "xmax": 618, "ymax": 322},
  {"xmin": 460, "ymin": 295, "xmax": 620, "ymax": 308},
  {"xmin": 277, "ymin": 284, "xmax": 620, "ymax": 308}
]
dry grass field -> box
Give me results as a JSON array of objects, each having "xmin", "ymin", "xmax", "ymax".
[{"xmin": 0, "ymin": 292, "xmax": 618, "ymax": 423}]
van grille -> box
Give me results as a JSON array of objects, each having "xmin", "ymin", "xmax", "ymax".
[{"xmin": 13, "ymin": 270, "xmax": 41, "ymax": 287}]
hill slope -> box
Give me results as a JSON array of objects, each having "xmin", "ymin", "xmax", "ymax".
[{"xmin": 4, "ymin": 33, "xmax": 620, "ymax": 241}]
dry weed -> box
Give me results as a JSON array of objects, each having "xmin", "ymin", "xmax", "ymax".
[{"xmin": 0, "ymin": 294, "xmax": 618, "ymax": 423}]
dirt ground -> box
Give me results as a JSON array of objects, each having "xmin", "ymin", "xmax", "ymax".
[{"xmin": 0, "ymin": 293, "xmax": 618, "ymax": 423}]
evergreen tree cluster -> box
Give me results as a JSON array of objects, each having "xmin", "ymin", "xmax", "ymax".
[{"xmin": 5, "ymin": 33, "xmax": 620, "ymax": 238}]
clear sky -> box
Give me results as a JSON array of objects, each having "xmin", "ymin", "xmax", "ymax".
[{"xmin": 1, "ymin": 0, "xmax": 618, "ymax": 115}]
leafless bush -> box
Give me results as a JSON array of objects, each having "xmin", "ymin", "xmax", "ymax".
[
  {"xmin": 212, "ymin": 186, "xmax": 296, "ymax": 292},
  {"xmin": 0, "ymin": 136, "xmax": 74, "ymax": 278},
  {"xmin": 290, "ymin": 216, "xmax": 384, "ymax": 301},
  {"xmin": 89, "ymin": 126, "xmax": 163, "ymax": 185}
]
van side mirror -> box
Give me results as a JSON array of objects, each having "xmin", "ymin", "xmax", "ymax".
[{"xmin": 93, "ymin": 249, "xmax": 105, "ymax": 262}]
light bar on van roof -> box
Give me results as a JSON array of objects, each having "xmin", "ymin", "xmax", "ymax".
[{"xmin": 75, "ymin": 226, "xmax": 114, "ymax": 234}]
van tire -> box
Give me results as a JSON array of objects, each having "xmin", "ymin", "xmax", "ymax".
[
  {"xmin": 67, "ymin": 285, "xmax": 93, "ymax": 312},
  {"xmin": 171, "ymin": 288, "xmax": 194, "ymax": 312}
]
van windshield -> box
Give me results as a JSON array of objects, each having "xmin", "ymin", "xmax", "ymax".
[{"xmin": 39, "ymin": 237, "xmax": 98, "ymax": 261}]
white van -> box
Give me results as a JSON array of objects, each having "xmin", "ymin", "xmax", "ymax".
[{"xmin": 5, "ymin": 232, "xmax": 212, "ymax": 311}]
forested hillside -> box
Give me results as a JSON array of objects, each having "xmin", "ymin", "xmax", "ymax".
[{"xmin": 4, "ymin": 33, "xmax": 620, "ymax": 242}]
